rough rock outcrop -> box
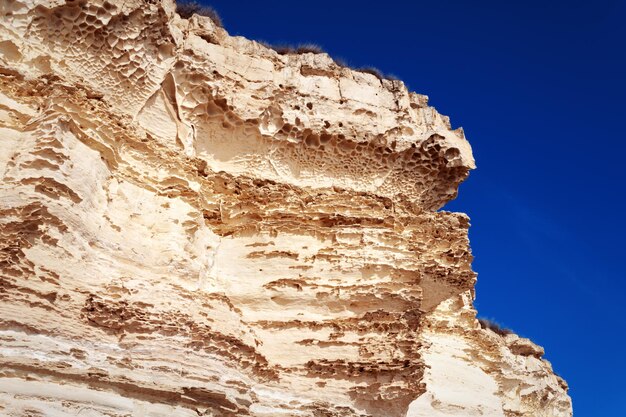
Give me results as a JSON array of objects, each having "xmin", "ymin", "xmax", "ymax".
[{"xmin": 0, "ymin": 1, "xmax": 572, "ymax": 416}]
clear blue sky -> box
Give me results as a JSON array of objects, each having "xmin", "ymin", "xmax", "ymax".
[{"xmin": 198, "ymin": 1, "xmax": 626, "ymax": 415}]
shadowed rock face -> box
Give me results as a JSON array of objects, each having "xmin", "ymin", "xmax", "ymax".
[{"xmin": 0, "ymin": 1, "xmax": 571, "ymax": 416}]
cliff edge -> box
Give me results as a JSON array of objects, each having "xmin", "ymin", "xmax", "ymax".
[{"xmin": 0, "ymin": 1, "xmax": 572, "ymax": 416}]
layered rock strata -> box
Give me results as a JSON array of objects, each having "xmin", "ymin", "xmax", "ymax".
[{"xmin": 0, "ymin": 1, "xmax": 572, "ymax": 416}]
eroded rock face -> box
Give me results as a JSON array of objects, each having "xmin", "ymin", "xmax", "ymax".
[{"xmin": 0, "ymin": 1, "xmax": 572, "ymax": 416}]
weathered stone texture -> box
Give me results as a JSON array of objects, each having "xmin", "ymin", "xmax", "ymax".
[{"xmin": 0, "ymin": 1, "xmax": 572, "ymax": 416}]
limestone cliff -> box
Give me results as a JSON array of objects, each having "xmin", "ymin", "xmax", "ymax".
[{"xmin": 0, "ymin": 1, "xmax": 572, "ymax": 416}]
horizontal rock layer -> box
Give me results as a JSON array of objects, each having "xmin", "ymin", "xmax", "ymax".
[{"xmin": 0, "ymin": 1, "xmax": 571, "ymax": 416}]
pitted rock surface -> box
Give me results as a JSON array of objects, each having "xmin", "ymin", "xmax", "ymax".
[{"xmin": 0, "ymin": 1, "xmax": 571, "ymax": 416}]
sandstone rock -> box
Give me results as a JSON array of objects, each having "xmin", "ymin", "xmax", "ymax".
[
  {"xmin": 0, "ymin": 1, "xmax": 572, "ymax": 416},
  {"xmin": 507, "ymin": 336, "xmax": 546, "ymax": 358}
]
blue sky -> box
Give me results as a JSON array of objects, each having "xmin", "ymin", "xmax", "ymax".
[{"xmin": 199, "ymin": 1, "xmax": 626, "ymax": 414}]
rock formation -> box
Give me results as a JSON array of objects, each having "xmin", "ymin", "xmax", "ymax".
[{"xmin": 0, "ymin": 1, "xmax": 572, "ymax": 416}]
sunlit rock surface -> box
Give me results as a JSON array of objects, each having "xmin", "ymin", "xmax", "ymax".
[{"xmin": 0, "ymin": 1, "xmax": 572, "ymax": 416}]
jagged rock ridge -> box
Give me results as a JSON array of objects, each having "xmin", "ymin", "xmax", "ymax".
[{"xmin": 0, "ymin": 1, "xmax": 572, "ymax": 416}]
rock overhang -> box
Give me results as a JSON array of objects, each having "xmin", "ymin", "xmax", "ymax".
[{"xmin": 0, "ymin": 1, "xmax": 570, "ymax": 416}]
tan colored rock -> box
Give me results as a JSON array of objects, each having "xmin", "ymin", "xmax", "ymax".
[
  {"xmin": 507, "ymin": 336, "xmax": 545, "ymax": 358},
  {"xmin": 0, "ymin": 1, "xmax": 571, "ymax": 416}
]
